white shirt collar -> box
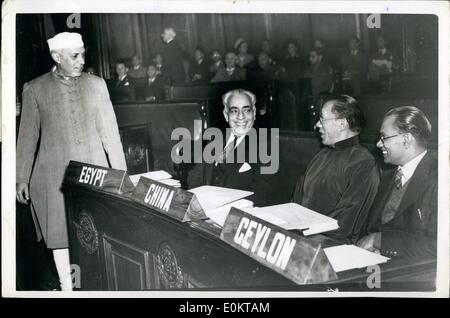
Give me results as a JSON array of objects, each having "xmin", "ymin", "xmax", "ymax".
[
  {"xmin": 225, "ymin": 133, "xmax": 245, "ymax": 149},
  {"xmin": 399, "ymin": 150, "xmax": 427, "ymax": 185},
  {"xmin": 119, "ymin": 74, "xmax": 127, "ymax": 81}
]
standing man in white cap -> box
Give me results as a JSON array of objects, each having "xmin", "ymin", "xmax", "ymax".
[{"xmin": 16, "ymin": 32, "xmax": 127, "ymax": 290}]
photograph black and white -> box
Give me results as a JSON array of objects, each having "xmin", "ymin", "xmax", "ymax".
[{"xmin": 2, "ymin": 0, "xmax": 449, "ymax": 299}]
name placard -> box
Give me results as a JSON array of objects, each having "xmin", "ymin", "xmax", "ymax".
[
  {"xmin": 63, "ymin": 161, "xmax": 134, "ymax": 194},
  {"xmin": 220, "ymin": 208, "xmax": 338, "ymax": 285},
  {"xmin": 131, "ymin": 177, "xmax": 207, "ymax": 222}
]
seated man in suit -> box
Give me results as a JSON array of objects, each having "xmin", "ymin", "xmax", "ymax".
[
  {"xmin": 292, "ymin": 95, "xmax": 380, "ymax": 244},
  {"xmin": 340, "ymin": 37, "xmax": 367, "ymax": 97},
  {"xmin": 128, "ymin": 55, "xmax": 148, "ymax": 79},
  {"xmin": 358, "ymin": 106, "xmax": 437, "ymax": 259},
  {"xmin": 114, "ymin": 61, "xmax": 131, "ymax": 87},
  {"xmin": 202, "ymin": 89, "xmax": 273, "ymax": 206},
  {"xmin": 189, "ymin": 47, "xmax": 211, "ymax": 83},
  {"xmin": 211, "ymin": 52, "xmax": 246, "ymax": 83},
  {"xmin": 248, "ymin": 52, "xmax": 285, "ymax": 82},
  {"xmin": 143, "ymin": 64, "xmax": 165, "ymax": 101},
  {"xmin": 304, "ymin": 48, "xmax": 334, "ymax": 96}
]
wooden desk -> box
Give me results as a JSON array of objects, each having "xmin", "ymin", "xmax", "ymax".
[{"xmin": 63, "ymin": 184, "xmax": 436, "ymax": 291}]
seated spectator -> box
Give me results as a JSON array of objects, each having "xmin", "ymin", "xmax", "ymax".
[
  {"xmin": 313, "ymin": 38, "xmax": 334, "ymax": 67},
  {"xmin": 282, "ymin": 40, "xmax": 307, "ymax": 81},
  {"xmin": 143, "ymin": 64, "xmax": 165, "ymax": 101},
  {"xmin": 152, "ymin": 53, "xmax": 163, "ymax": 75},
  {"xmin": 340, "ymin": 37, "xmax": 367, "ymax": 97},
  {"xmin": 211, "ymin": 52, "xmax": 246, "ymax": 83},
  {"xmin": 189, "ymin": 47, "xmax": 210, "ymax": 83},
  {"xmin": 235, "ymin": 38, "xmax": 255, "ymax": 69},
  {"xmin": 261, "ymin": 39, "xmax": 279, "ymax": 65},
  {"xmin": 85, "ymin": 66, "xmax": 97, "ymax": 76},
  {"xmin": 368, "ymin": 35, "xmax": 400, "ymax": 85},
  {"xmin": 128, "ymin": 55, "xmax": 148, "ymax": 79},
  {"xmin": 209, "ymin": 49, "xmax": 224, "ymax": 76},
  {"xmin": 248, "ymin": 52, "xmax": 284, "ymax": 82},
  {"xmin": 313, "ymin": 39, "xmax": 325, "ymax": 50},
  {"xmin": 304, "ymin": 48, "xmax": 334, "ymax": 96},
  {"xmin": 114, "ymin": 61, "xmax": 131, "ymax": 87}
]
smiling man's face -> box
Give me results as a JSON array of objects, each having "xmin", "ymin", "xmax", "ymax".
[
  {"xmin": 223, "ymin": 93, "xmax": 255, "ymax": 137},
  {"xmin": 377, "ymin": 115, "xmax": 406, "ymax": 165}
]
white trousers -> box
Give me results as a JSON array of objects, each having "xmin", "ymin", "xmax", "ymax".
[{"xmin": 52, "ymin": 248, "xmax": 72, "ymax": 291}]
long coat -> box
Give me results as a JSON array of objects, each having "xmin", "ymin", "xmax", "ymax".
[
  {"xmin": 162, "ymin": 39, "xmax": 185, "ymax": 84},
  {"xmin": 16, "ymin": 69, "xmax": 127, "ymax": 248},
  {"xmin": 365, "ymin": 151, "xmax": 437, "ymax": 258}
]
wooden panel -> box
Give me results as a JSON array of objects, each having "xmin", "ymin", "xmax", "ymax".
[
  {"xmin": 103, "ymin": 234, "xmax": 155, "ymax": 290},
  {"xmin": 119, "ymin": 123, "xmax": 154, "ymax": 174},
  {"xmin": 114, "ymin": 102, "xmax": 204, "ymax": 174}
]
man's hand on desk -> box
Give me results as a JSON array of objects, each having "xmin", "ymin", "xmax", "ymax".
[{"xmin": 357, "ymin": 232, "xmax": 381, "ymax": 254}]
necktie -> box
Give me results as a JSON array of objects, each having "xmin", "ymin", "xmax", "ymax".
[
  {"xmin": 216, "ymin": 137, "xmax": 236, "ymax": 164},
  {"xmin": 394, "ymin": 168, "xmax": 403, "ymax": 189}
]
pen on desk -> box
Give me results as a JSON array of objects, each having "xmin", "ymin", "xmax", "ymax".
[{"xmin": 418, "ymin": 208, "xmax": 422, "ymax": 220}]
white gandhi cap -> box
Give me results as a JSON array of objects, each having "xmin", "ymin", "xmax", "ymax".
[{"xmin": 47, "ymin": 32, "xmax": 84, "ymax": 51}]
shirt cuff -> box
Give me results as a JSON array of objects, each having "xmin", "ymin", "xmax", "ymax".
[{"xmin": 373, "ymin": 232, "xmax": 382, "ymax": 250}]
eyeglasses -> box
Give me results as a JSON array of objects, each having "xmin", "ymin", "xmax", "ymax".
[
  {"xmin": 319, "ymin": 117, "xmax": 340, "ymax": 125},
  {"xmin": 379, "ymin": 133, "xmax": 405, "ymax": 145}
]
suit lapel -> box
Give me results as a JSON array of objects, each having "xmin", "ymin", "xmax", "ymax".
[
  {"xmin": 370, "ymin": 168, "xmax": 396, "ymax": 228},
  {"xmin": 391, "ymin": 152, "xmax": 435, "ymax": 220}
]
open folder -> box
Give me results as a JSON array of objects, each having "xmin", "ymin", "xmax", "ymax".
[
  {"xmin": 243, "ymin": 202, "xmax": 339, "ymax": 236},
  {"xmin": 323, "ymin": 245, "xmax": 390, "ymax": 272},
  {"xmin": 188, "ymin": 186, "xmax": 254, "ymax": 225},
  {"xmin": 129, "ymin": 170, "xmax": 181, "ymax": 188}
]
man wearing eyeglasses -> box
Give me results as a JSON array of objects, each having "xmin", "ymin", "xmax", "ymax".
[
  {"xmin": 201, "ymin": 89, "xmax": 272, "ymax": 206},
  {"xmin": 292, "ymin": 95, "xmax": 380, "ymax": 244},
  {"xmin": 358, "ymin": 106, "xmax": 437, "ymax": 258}
]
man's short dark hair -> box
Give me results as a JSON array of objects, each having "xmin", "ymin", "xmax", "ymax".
[
  {"xmin": 384, "ymin": 106, "xmax": 432, "ymax": 147},
  {"xmin": 324, "ymin": 95, "xmax": 365, "ymax": 133},
  {"xmin": 310, "ymin": 48, "xmax": 323, "ymax": 57},
  {"xmin": 194, "ymin": 46, "xmax": 205, "ymax": 54},
  {"xmin": 115, "ymin": 60, "xmax": 126, "ymax": 67}
]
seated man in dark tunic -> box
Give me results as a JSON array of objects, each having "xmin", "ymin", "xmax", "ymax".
[{"xmin": 292, "ymin": 95, "xmax": 380, "ymax": 244}]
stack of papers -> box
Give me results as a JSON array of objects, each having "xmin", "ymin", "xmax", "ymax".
[
  {"xmin": 323, "ymin": 244, "xmax": 390, "ymax": 272},
  {"xmin": 188, "ymin": 186, "xmax": 254, "ymax": 226},
  {"xmin": 129, "ymin": 171, "xmax": 181, "ymax": 188},
  {"xmin": 205, "ymin": 199, "xmax": 254, "ymax": 227},
  {"xmin": 243, "ymin": 203, "xmax": 339, "ymax": 236}
]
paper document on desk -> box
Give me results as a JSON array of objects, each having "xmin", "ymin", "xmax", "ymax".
[
  {"xmin": 129, "ymin": 171, "xmax": 180, "ymax": 188},
  {"xmin": 323, "ymin": 245, "xmax": 390, "ymax": 272},
  {"xmin": 205, "ymin": 199, "xmax": 254, "ymax": 227},
  {"xmin": 243, "ymin": 203, "xmax": 339, "ymax": 235},
  {"xmin": 188, "ymin": 186, "xmax": 253, "ymax": 211}
]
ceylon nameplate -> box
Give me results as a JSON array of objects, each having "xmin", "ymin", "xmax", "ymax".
[
  {"xmin": 220, "ymin": 207, "xmax": 338, "ymax": 285},
  {"xmin": 63, "ymin": 160, "xmax": 134, "ymax": 194},
  {"xmin": 131, "ymin": 177, "xmax": 207, "ymax": 222}
]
